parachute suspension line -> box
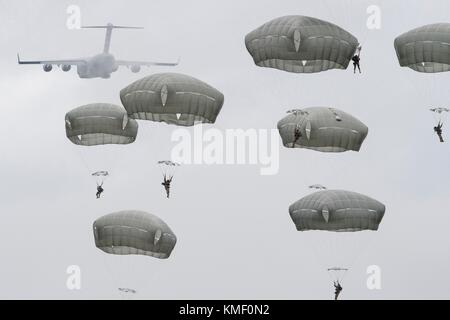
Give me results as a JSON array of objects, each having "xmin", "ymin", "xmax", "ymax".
[
  {"xmin": 70, "ymin": 147, "xmax": 105, "ymax": 189},
  {"xmin": 159, "ymin": 165, "xmax": 167, "ymax": 178},
  {"xmin": 137, "ymin": 125, "xmax": 161, "ymax": 188},
  {"xmin": 99, "ymin": 247, "xmax": 141, "ymax": 300},
  {"xmin": 306, "ymin": 230, "xmax": 377, "ymax": 285},
  {"xmin": 425, "ymin": 73, "xmax": 447, "ymax": 119},
  {"xmin": 304, "ymin": 235, "xmax": 333, "ymax": 281},
  {"xmin": 72, "ymin": 147, "xmax": 94, "ymax": 176},
  {"xmin": 327, "ymin": 267, "xmax": 348, "ymax": 283},
  {"xmin": 117, "ymin": 255, "xmax": 137, "ymax": 299},
  {"xmin": 127, "ymin": 256, "xmax": 138, "ymax": 298},
  {"xmin": 153, "ymin": 126, "xmax": 175, "ymax": 180},
  {"xmin": 100, "ymin": 253, "xmax": 123, "ymax": 299},
  {"xmin": 143, "ymin": 260, "xmax": 164, "ymax": 299},
  {"xmin": 306, "ymin": 233, "xmax": 349, "ymax": 285}
]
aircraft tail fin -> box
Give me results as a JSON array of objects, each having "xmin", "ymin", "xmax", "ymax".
[{"xmin": 81, "ymin": 23, "xmax": 143, "ymax": 54}]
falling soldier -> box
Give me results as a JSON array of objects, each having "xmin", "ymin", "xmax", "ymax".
[
  {"xmin": 292, "ymin": 125, "xmax": 302, "ymax": 147},
  {"xmin": 162, "ymin": 174, "xmax": 173, "ymax": 198},
  {"xmin": 334, "ymin": 281, "xmax": 343, "ymax": 300},
  {"xmin": 96, "ymin": 182, "xmax": 104, "ymax": 199},
  {"xmin": 434, "ymin": 121, "xmax": 444, "ymax": 142},
  {"xmin": 352, "ymin": 45, "xmax": 362, "ymax": 74}
]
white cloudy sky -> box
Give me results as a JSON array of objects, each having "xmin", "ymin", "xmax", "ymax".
[{"xmin": 0, "ymin": 0, "xmax": 449, "ymax": 299}]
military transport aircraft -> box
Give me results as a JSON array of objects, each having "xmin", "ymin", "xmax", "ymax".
[{"xmin": 17, "ymin": 23, "xmax": 179, "ymax": 79}]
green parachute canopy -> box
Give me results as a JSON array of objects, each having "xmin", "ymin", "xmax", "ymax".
[
  {"xmin": 245, "ymin": 15, "xmax": 359, "ymax": 73},
  {"xmin": 278, "ymin": 107, "xmax": 368, "ymax": 152},
  {"xmin": 65, "ymin": 103, "xmax": 138, "ymax": 146},
  {"xmin": 93, "ymin": 210, "xmax": 177, "ymax": 259},
  {"xmin": 394, "ymin": 23, "xmax": 450, "ymax": 73},
  {"xmin": 289, "ymin": 190, "xmax": 385, "ymax": 232},
  {"xmin": 120, "ymin": 73, "xmax": 224, "ymax": 126},
  {"xmin": 430, "ymin": 107, "xmax": 449, "ymax": 114}
]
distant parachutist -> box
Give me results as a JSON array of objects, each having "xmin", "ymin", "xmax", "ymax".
[
  {"xmin": 162, "ymin": 174, "xmax": 173, "ymax": 198},
  {"xmin": 292, "ymin": 125, "xmax": 302, "ymax": 147},
  {"xmin": 352, "ymin": 45, "xmax": 362, "ymax": 74},
  {"xmin": 334, "ymin": 281, "xmax": 343, "ymax": 300},
  {"xmin": 158, "ymin": 160, "xmax": 179, "ymax": 199},
  {"xmin": 96, "ymin": 182, "xmax": 104, "ymax": 199},
  {"xmin": 308, "ymin": 184, "xmax": 327, "ymax": 190},
  {"xmin": 118, "ymin": 288, "xmax": 136, "ymax": 295},
  {"xmin": 434, "ymin": 121, "xmax": 444, "ymax": 142}
]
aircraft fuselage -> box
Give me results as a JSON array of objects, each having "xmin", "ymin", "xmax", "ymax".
[{"xmin": 77, "ymin": 53, "xmax": 118, "ymax": 79}]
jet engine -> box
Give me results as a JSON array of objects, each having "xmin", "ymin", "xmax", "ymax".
[
  {"xmin": 43, "ymin": 64, "xmax": 53, "ymax": 72},
  {"xmin": 61, "ymin": 64, "xmax": 71, "ymax": 72},
  {"xmin": 130, "ymin": 65, "xmax": 141, "ymax": 73}
]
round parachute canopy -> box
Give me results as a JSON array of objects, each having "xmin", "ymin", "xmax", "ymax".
[
  {"xmin": 245, "ymin": 15, "xmax": 359, "ymax": 73},
  {"xmin": 277, "ymin": 107, "xmax": 368, "ymax": 152},
  {"xmin": 93, "ymin": 210, "xmax": 177, "ymax": 259},
  {"xmin": 430, "ymin": 107, "xmax": 450, "ymax": 114},
  {"xmin": 65, "ymin": 103, "xmax": 138, "ymax": 146},
  {"xmin": 158, "ymin": 160, "xmax": 180, "ymax": 180},
  {"xmin": 120, "ymin": 73, "xmax": 224, "ymax": 126},
  {"xmin": 92, "ymin": 171, "xmax": 109, "ymax": 177},
  {"xmin": 118, "ymin": 288, "xmax": 136, "ymax": 295},
  {"xmin": 394, "ymin": 23, "xmax": 450, "ymax": 73},
  {"xmin": 289, "ymin": 190, "xmax": 385, "ymax": 232},
  {"xmin": 309, "ymin": 184, "xmax": 327, "ymax": 190},
  {"xmin": 157, "ymin": 160, "xmax": 180, "ymax": 166}
]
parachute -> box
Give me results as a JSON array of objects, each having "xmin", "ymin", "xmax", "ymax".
[
  {"xmin": 430, "ymin": 107, "xmax": 450, "ymax": 114},
  {"xmin": 289, "ymin": 189, "xmax": 385, "ymax": 291},
  {"xmin": 309, "ymin": 184, "xmax": 327, "ymax": 190},
  {"xmin": 286, "ymin": 109, "xmax": 309, "ymax": 116},
  {"xmin": 93, "ymin": 210, "xmax": 177, "ymax": 258},
  {"xmin": 278, "ymin": 107, "xmax": 368, "ymax": 152},
  {"xmin": 394, "ymin": 23, "xmax": 450, "ymax": 73},
  {"xmin": 92, "ymin": 171, "xmax": 109, "ymax": 176},
  {"xmin": 395, "ymin": 25, "xmax": 450, "ymax": 142},
  {"xmin": 118, "ymin": 288, "xmax": 137, "ymax": 295},
  {"xmin": 65, "ymin": 103, "xmax": 138, "ymax": 146},
  {"xmin": 65, "ymin": 103, "xmax": 138, "ymax": 192},
  {"xmin": 158, "ymin": 160, "xmax": 180, "ymax": 166},
  {"xmin": 93, "ymin": 210, "xmax": 176, "ymax": 298},
  {"xmin": 158, "ymin": 160, "xmax": 180, "ymax": 179},
  {"xmin": 430, "ymin": 107, "xmax": 448, "ymax": 142},
  {"xmin": 91, "ymin": 171, "xmax": 109, "ymax": 186},
  {"xmin": 289, "ymin": 190, "xmax": 385, "ymax": 231},
  {"xmin": 430, "ymin": 107, "xmax": 449, "ymax": 124},
  {"xmin": 327, "ymin": 267, "xmax": 348, "ymax": 283},
  {"xmin": 157, "ymin": 161, "xmax": 180, "ymax": 198},
  {"xmin": 120, "ymin": 73, "xmax": 224, "ymax": 126},
  {"xmin": 245, "ymin": 15, "xmax": 359, "ymax": 73}
]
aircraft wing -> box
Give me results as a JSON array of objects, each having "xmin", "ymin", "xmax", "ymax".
[
  {"xmin": 115, "ymin": 58, "xmax": 180, "ymax": 67},
  {"xmin": 17, "ymin": 54, "xmax": 86, "ymax": 65}
]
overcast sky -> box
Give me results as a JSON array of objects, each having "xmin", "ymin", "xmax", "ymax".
[{"xmin": 0, "ymin": 0, "xmax": 449, "ymax": 299}]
